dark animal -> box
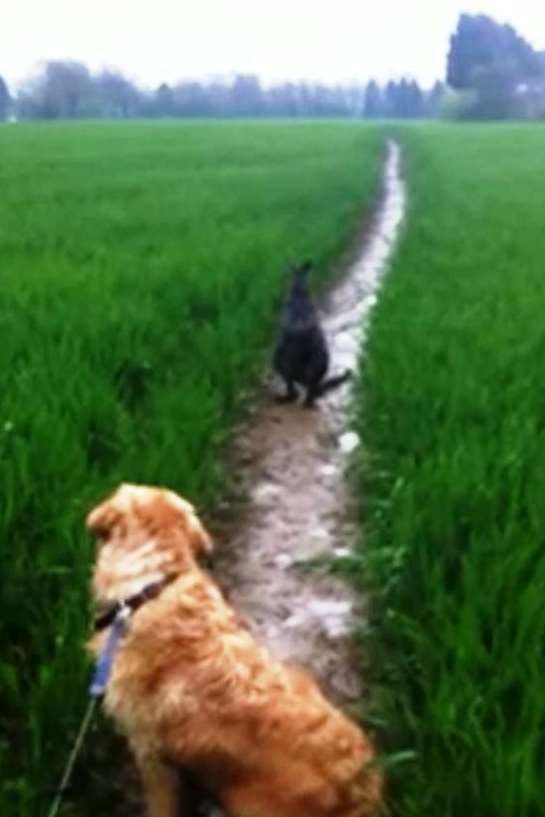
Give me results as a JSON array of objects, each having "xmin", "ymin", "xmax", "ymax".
[{"xmin": 273, "ymin": 260, "xmax": 351, "ymax": 407}]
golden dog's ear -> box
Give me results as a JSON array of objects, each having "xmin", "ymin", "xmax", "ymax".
[
  {"xmin": 86, "ymin": 501, "xmax": 121, "ymax": 541},
  {"xmin": 187, "ymin": 514, "xmax": 214, "ymax": 557},
  {"xmin": 162, "ymin": 489, "xmax": 214, "ymax": 558}
]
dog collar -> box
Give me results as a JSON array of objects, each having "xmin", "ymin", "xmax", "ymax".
[{"xmin": 94, "ymin": 574, "xmax": 178, "ymax": 632}]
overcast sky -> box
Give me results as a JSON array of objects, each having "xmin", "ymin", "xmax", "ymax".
[{"xmin": 3, "ymin": 0, "xmax": 545, "ymax": 91}]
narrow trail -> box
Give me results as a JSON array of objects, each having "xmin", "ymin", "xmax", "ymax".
[{"xmin": 215, "ymin": 140, "xmax": 406, "ymax": 708}]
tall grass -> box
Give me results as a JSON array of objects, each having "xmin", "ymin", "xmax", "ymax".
[
  {"xmin": 357, "ymin": 124, "xmax": 545, "ymax": 816},
  {"xmin": 0, "ymin": 120, "xmax": 382, "ymax": 814}
]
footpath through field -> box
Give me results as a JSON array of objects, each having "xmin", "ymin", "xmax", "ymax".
[{"xmin": 214, "ymin": 141, "xmax": 405, "ymax": 709}]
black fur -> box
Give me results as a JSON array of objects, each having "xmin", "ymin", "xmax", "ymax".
[{"xmin": 273, "ymin": 260, "xmax": 351, "ymax": 407}]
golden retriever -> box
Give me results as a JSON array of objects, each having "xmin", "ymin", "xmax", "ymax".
[{"xmin": 87, "ymin": 483, "xmax": 383, "ymax": 817}]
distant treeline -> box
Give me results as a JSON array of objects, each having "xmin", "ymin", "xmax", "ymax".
[
  {"xmin": 0, "ymin": 66, "xmax": 443, "ymax": 121},
  {"xmin": 1, "ymin": 13, "xmax": 545, "ymax": 123}
]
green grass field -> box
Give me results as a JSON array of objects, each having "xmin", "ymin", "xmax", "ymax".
[
  {"xmin": 357, "ymin": 124, "xmax": 545, "ymax": 816},
  {"xmin": 0, "ymin": 120, "xmax": 383, "ymax": 814},
  {"xmin": 5, "ymin": 118, "xmax": 545, "ymax": 817}
]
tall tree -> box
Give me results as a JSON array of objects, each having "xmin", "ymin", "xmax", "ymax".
[
  {"xmin": 406, "ymin": 80, "xmax": 424, "ymax": 117},
  {"xmin": 18, "ymin": 61, "xmax": 94, "ymax": 119},
  {"xmin": 345, "ymin": 84, "xmax": 365, "ymax": 117},
  {"xmin": 96, "ymin": 70, "xmax": 140, "ymax": 117},
  {"xmin": 363, "ymin": 80, "xmax": 382, "ymax": 118},
  {"xmin": 447, "ymin": 14, "xmax": 542, "ymax": 118},
  {"xmin": 154, "ymin": 83, "xmax": 176, "ymax": 117},
  {"xmin": 383, "ymin": 81, "xmax": 398, "ymax": 117},
  {"xmin": 231, "ymin": 75, "xmax": 264, "ymax": 116},
  {"xmin": 426, "ymin": 80, "xmax": 446, "ymax": 117},
  {"xmin": 174, "ymin": 82, "xmax": 214, "ymax": 116},
  {"xmin": 206, "ymin": 82, "xmax": 232, "ymax": 117},
  {"xmin": 267, "ymin": 82, "xmax": 300, "ymax": 116}
]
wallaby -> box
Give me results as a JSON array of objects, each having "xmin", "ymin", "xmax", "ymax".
[{"xmin": 273, "ymin": 260, "xmax": 351, "ymax": 407}]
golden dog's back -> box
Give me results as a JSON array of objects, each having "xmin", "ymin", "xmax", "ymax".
[{"xmin": 87, "ymin": 485, "xmax": 383, "ymax": 817}]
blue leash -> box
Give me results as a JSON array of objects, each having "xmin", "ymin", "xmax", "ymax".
[
  {"xmin": 46, "ymin": 606, "xmax": 130, "ymax": 817},
  {"xmin": 89, "ymin": 605, "xmax": 130, "ymax": 697}
]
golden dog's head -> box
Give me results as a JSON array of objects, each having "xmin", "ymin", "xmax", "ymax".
[{"xmin": 87, "ymin": 483, "xmax": 213, "ymax": 604}]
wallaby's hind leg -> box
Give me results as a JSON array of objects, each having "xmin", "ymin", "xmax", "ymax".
[
  {"xmin": 303, "ymin": 355, "xmax": 328, "ymax": 408},
  {"xmin": 303, "ymin": 394, "xmax": 317, "ymax": 409},
  {"xmin": 303, "ymin": 381, "xmax": 320, "ymax": 409},
  {"xmin": 276, "ymin": 379, "xmax": 298, "ymax": 403}
]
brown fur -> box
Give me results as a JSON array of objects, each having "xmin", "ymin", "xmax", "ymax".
[{"xmin": 87, "ymin": 484, "xmax": 383, "ymax": 817}]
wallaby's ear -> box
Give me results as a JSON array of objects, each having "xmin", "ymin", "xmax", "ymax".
[{"xmin": 288, "ymin": 259, "xmax": 313, "ymax": 281}]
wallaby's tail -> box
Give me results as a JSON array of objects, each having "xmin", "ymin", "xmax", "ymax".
[{"xmin": 316, "ymin": 369, "xmax": 352, "ymax": 396}]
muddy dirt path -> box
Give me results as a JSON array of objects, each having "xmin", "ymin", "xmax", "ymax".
[{"xmin": 215, "ymin": 141, "xmax": 405, "ymax": 707}]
